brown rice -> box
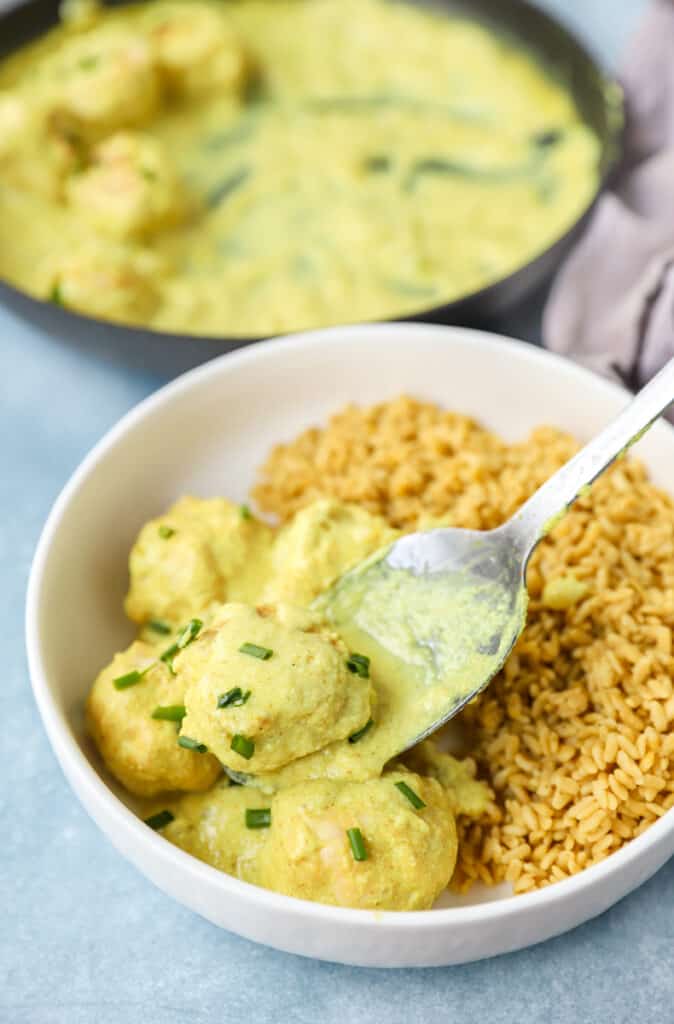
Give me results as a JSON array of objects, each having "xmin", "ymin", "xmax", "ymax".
[{"xmin": 254, "ymin": 396, "xmax": 674, "ymax": 893}]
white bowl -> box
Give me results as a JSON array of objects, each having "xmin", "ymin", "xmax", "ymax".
[{"xmin": 26, "ymin": 323, "xmax": 674, "ymax": 967}]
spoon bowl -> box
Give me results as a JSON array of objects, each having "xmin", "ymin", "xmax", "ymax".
[{"xmin": 320, "ymin": 524, "xmax": 528, "ymax": 753}]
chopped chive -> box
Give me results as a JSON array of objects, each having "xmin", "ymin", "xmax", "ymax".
[
  {"xmin": 231, "ymin": 734, "xmax": 255, "ymax": 759},
  {"xmin": 394, "ymin": 780, "xmax": 426, "ymax": 810},
  {"xmin": 113, "ymin": 669, "xmax": 142, "ymax": 690},
  {"xmin": 347, "ymin": 827, "xmax": 367, "ymax": 862},
  {"xmin": 113, "ymin": 667, "xmax": 150, "ymax": 690},
  {"xmin": 532, "ymin": 128, "xmax": 562, "ymax": 148},
  {"xmin": 160, "ymin": 641, "xmax": 180, "ymax": 674},
  {"xmin": 158, "ymin": 525, "xmax": 175, "ymax": 539},
  {"xmin": 78, "ymin": 54, "xmax": 99, "ymax": 70},
  {"xmin": 148, "ymin": 619, "xmax": 172, "ymax": 636},
  {"xmin": 178, "ymin": 735, "xmax": 208, "ymax": 753},
  {"xmin": 363, "ymin": 154, "xmax": 391, "ymax": 173},
  {"xmin": 245, "ymin": 808, "xmax": 271, "ymax": 829},
  {"xmin": 239, "ymin": 504, "xmax": 252, "ymax": 520},
  {"xmin": 141, "ymin": 167, "xmax": 157, "ymax": 181},
  {"xmin": 49, "ymin": 282, "xmax": 63, "ymax": 305},
  {"xmin": 239, "ymin": 642, "xmax": 273, "ymax": 660},
  {"xmin": 206, "ymin": 165, "xmax": 251, "ymax": 209},
  {"xmin": 144, "ymin": 809, "xmax": 174, "ymax": 830},
  {"xmin": 151, "ymin": 704, "xmax": 186, "ymax": 722},
  {"xmin": 346, "ymin": 653, "xmax": 370, "ymax": 678},
  {"xmin": 202, "ymin": 119, "xmax": 256, "ymax": 152},
  {"xmin": 217, "ymin": 687, "xmax": 252, "ymax": 709},
  {"xmin": 382, "ymin": 277, "xmax": 437, "ymax": 300},
  {"xmin": 177, "ymin": 618, "xmax": 203, "ymax": 650},
  {"xmin": 348, "ymin": 718, "xmax": 374, "ymax": 744}
]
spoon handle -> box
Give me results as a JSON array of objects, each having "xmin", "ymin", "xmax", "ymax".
[{"xmin": 507, "ymin": 356, "xmax": 674, "ymax": 557}]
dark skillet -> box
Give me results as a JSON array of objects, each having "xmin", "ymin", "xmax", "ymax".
[{"xmin": 0, "ymin": 0, "xmax": 623, "ymax": 375}]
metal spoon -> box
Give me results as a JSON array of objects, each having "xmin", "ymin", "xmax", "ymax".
[{"xmin": 320, "ymin": 357, "xmax": 674, "ymax": 756}]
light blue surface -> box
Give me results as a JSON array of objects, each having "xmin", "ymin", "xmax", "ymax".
[{"xmin": 2, "ymin": 2, "xmax": 668, "ymax": 1022}]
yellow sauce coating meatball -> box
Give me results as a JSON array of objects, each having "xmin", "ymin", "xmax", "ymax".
[
  {"xmin": 398, "ymin": 740, "xmax": 491, "ymax": 818},
  {"xmin": 125, "ymin": 497, "xmax": 273, "ymax": 627},
  {"xmin": 66, "ymin": 131, "xmax": 185, "ymax": 240},
  {"xmin": 257, "ymin": 772, "xmax": 457, "ymax": 910},
  {"xmin": 50, "ymin": 240, "xmax": 163, "ymax": 322},
  {"xmin": 145, "ymin": 2, "xmax": 250, "ymax": 100},
  {"xmin": 47, "ymin": 28, "xmax": 161, "ymax": 140},
  {"xmin": 263, "ymin": 499, "xmax": 398, "ymax": 606},
  {"xmin": 178, "ymin": 603, "xmax": 373, "ymax": 773},
  {"xmin": 159, "ymin": 778, "xmax": 270, "ymax": 883},
  {"xmin": 86, "ymin": 639, "xmax": 222, "ymax": 797}
]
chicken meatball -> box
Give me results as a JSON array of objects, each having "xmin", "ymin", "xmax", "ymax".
[
  {"xmin": 263, "ymin": 499, "xmax": 397, "ymax": 606},
  {"xmin": 66, "ymin": 131, "xmax": 185, "ymax": 240},
  {"xmin": 0, "ymin": 92, "xmax": 80, "ymax": 199},
  {"xmin": 145, "ymin": 2, "xmax": 250, "ymax": 100},
  {"xmin": 125, "ymin": 497, "xmax": 273, "ymax": 627},
  {"xmin": 257, "ymin": 772, "xmax": 457, "ymax": 910},
  {"xmin": 86, "ymin": 640, "xmax": 221, "ymax": 797},
  {"xmin": 158, "ymin": 778, "xmax": 270, "ymax": 883},
  {"xmin": 49, "ymin": 240, "xmax": 163, "ymax": 323},
  {"xmin": 48, "ymin": 28, "xmax": 161, "ymax": 140},
  {"xmin": 178, "ymin": 603, "xmax": 373, "ymax": 773}
]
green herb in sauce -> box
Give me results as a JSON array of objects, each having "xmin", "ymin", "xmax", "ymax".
[{"xmin": 347, "ymin": 827, "xmax": 368, "ymax": 861}]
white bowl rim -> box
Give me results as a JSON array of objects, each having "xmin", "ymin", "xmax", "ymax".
[{"xmin": 25, "ymin": 320, "xmax": 674, "ymax": 931}]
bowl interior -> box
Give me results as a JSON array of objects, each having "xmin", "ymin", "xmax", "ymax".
[{"xmin": 31, "ymin": 323, "xmax": 674, "ymax": 916}]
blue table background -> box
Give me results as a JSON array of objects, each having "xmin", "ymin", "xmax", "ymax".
[{"xmin": 4, "ymin": 3, "xmax": 670, "ymax": 1021}]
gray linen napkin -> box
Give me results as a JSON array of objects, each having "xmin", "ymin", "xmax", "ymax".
[{"xmin": 543, "ymin": 0, "xmax": 674, "ymax": 389}]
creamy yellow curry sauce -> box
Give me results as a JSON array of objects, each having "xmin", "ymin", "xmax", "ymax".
[
  {"xmin": 0, "ymin": 0, "xmax": 599, "ymax": 335},
  {"xmin": 87, "ymin": 496, "xmax": 490, "ymax": 910}
]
